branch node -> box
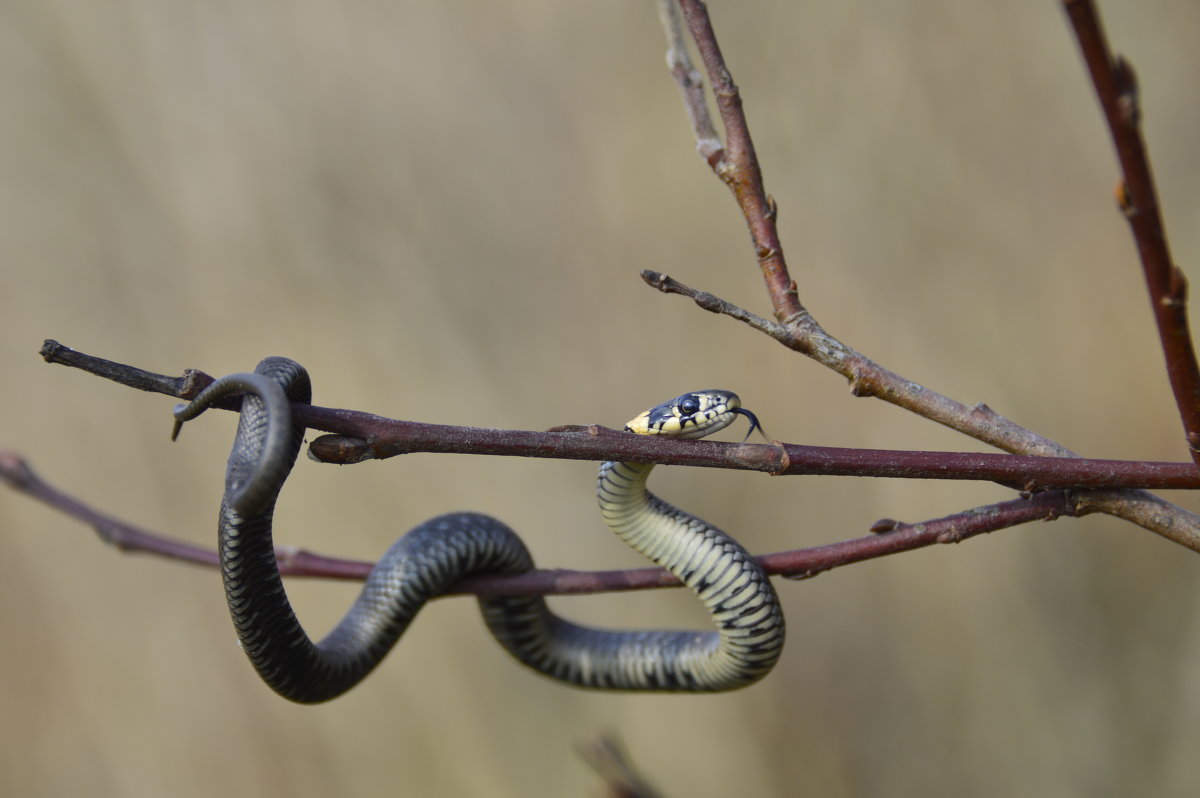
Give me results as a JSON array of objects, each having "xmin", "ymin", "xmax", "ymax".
[
  {"xmin": 699, "ymin": 140, "xmax": 726, "ymax": 166},
  {"xmin": 39, "ymin": 339, "xmax": 65, "ymax": 363},
  {"xmin": 545, "ymin": 424, "xmax": 592, "ymax": 434},
  {"xmin": 771, "ymin": 441, "xmax": 791, "ymax": 476},
  {"xmin": 779, "ymin": 308, "xmax": 807, "ymax": 328},
  {"xmin": 756, "ymin": 245, "xmax": 780, "ymax": 263},
  {"xmin": 847, "ymin": 368, "xmax": 878, "ymax": 398},
  {"xmin": 1112, "ymin": 54, "xmax": 1141, "ymax": 126},
  {"xmin": 934, "ymin": 525, "xmax": 965, "ymax": 544},
  {"xmin": 1164, "ymin": 265, "xmax": 1188, "ymax": 306},
  {"xmin": 640, "ymin": 269, "xmax": 674, "ymax": 294},
  {"xmin": 1114, "ymin": 179, "xmax": 1136, "ymax": 216},
  {"xmin": 970, "ymin": 402, "xmax": 998, "ymax": 420},
  {"xmin": 0, "ymin": 451, "xmax": 35, "ymax": 490},
  {"xmin": 781, "ymin": 568, "xmax": 825, "ymax": 582},
  {"xmin": 692, "ymin": 290, "xmax": 724, "ymax": 314},
  {"xmin": 308, "ymin": 434, "xmax": 376, "ymax": 464},
  {"xmin": 179, "ymin": 368, "xmax": 215, "ymax": 400}
]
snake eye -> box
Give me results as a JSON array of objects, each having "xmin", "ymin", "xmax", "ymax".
[{"xmin": 679, "ymin": 395, "xmax": 702, "ymax": 416}]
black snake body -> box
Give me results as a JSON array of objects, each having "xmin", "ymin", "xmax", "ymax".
[{"xmin": 174, "ymin": 357, "xmax": 784, "ymax": 703}]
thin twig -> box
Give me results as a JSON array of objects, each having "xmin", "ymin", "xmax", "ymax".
[
  {"xmin": 0, "ymin": 450, "xmax": 369, "ymax": 579},
  {"xmin": 656, "ymin": 0, "xmax": 722, "ymax": 165},
  {"xmin": 1, "ymin": 449, "xmax": 1092, "ymax": 594},
  {"xmin": 41, "ymin": 338, "xmax": 224, "ymax": 405},
  {"xmin": 580, "ymin": 735, "xmax": 665, "ymax": 798},
  {"xmin": 40, "ymin": 339, "xmax": 198, "ymax": 397},
  {"xmin": 675, "ymin": 0, "xmax": 804, "ymax": 324},
  {"xmin": 1062, "ymin": 0, "xmax": 1200, "ymax": 467},
  {"xmin": 640, "ymin": 271, "xmax": 1074, "ymax": 458}
]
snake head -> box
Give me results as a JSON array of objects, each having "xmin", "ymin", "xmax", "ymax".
[{"xmin": 625, "ymin": 390, "xmax": 762, "ymax": 440}]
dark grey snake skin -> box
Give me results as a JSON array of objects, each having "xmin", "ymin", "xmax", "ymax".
[{"xmin": 173, "ymin": 357, "xmax": 784, "ymax": 703}]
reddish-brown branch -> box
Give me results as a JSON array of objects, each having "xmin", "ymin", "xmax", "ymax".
[
  {"xmin": 0, "ymin": 451, "xmax": 369, "ymax": 579},
  {"xmin": 1063, "ymin": 0, "xmax": 1200, "ymax": 466},
  {"xmin": 1, "ymin": 449, "xmax": 1086, "ymax": 596},
  {"xmin": 37, "ymin": 340, "xmax": 1200, "ymax": 491},
  {"xmin": 653, "ymin": 8, "xmax": 1200, "ymax": 553},
  {"xmin": 675, "ymin": 0, "xmax": 804, "ymax": 324},
  {"xmin": 19, "ymin": 5, "xmax": 1200, "ymax": 613}
]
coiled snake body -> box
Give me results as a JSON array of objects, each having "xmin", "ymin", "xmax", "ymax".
[{"xmin": 174, "ymin": 357, "xmax": 784, "ymax": 703}]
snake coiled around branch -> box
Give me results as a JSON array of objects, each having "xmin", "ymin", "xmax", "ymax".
[{"xmin": 173, "ymin": 357, "xmax": 784, "ymax": 703}]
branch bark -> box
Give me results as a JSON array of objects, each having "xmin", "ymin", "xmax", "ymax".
[
  {"xmin": 37, "ymin": 340, "xmax": 1200, "ymax": 492},
  {"xmin": 0, "ymin": 448, "xmax": 1090, "ymax": 596},
  {"xmin": 11, "ymin": 3, "xmax": 1200, "ymax": 611},
  {"xmin": 653, "ymin": 1, "xmax": 1200, "ymax": 553},
  {"xmin": 674, "ymin": 0, "xmax": 804, "ymax": 324},
  {"xmin": 1062, "ymin": 0, "xmax": 1200, "ymax": 467}
]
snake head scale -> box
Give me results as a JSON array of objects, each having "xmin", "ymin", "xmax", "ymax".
[{"xmin": 624, "ymin": 390, "xmax": 763, "ymax": 441}]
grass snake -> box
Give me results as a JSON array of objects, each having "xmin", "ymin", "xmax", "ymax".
[{"xmin": 173, "ymin": 357, "xmax": 784, "ymax": 703}]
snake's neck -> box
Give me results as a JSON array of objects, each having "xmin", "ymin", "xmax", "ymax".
[
  {"xmin": 597, "ymin": 460, "xmax": 696, "ymax": 571},
  {"xmin": 597, "ymin": 459, "xmax": 651, "ymax": 514}
]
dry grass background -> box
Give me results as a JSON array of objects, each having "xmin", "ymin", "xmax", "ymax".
[{"xmin": 2, "ymin": 1, "xmax": 1199, "ymax": 796}]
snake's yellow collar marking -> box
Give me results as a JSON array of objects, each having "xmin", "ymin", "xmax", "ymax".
[{"xmin": 625, "ymin": 390, "xmax": 761, "ymax": 440}]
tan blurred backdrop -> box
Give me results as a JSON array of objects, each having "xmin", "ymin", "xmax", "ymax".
[{"xmin": 3, "ymin": 1, "xmax": 1199, "ymax": 796}]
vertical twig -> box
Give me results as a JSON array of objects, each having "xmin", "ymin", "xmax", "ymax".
[
  {"xmin": 1063, "ymin": 0, "xmax": 1200, "ymax": 466},
  {"xmin": 674, "ymin": 0, "xmax": 805, "ymax": 324},
  {"xmin": 656, "ymin": 0, "xmax": 723, "ymax": 164},
  {"xmin": 579, "ymin": 735, "xmax": 665, "ymax": 798}
]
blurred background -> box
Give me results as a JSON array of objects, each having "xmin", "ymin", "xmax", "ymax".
[{"xmin": 3, "ymin": 1, "xmax": 1199, "ymax": 796}]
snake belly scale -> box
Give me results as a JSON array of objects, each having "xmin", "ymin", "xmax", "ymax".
[{"xmin": 173, "ymin": 357, "xmax": 784, "ymax": 703}]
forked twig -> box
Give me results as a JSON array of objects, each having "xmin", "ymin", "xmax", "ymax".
[{"xmin": 653, "ymin": 1, "xmax": 1200, "ymax": 552}]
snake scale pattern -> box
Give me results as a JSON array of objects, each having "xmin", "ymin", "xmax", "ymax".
[{"xmin": 173, "ymin": 357, "xmax": 784, "ymax": 703}]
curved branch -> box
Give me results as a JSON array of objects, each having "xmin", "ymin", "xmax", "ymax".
[{"xmin": 0, "ymin": 450, "xmax": 1087, "ymax": 596}]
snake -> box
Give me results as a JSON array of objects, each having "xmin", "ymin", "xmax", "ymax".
[{"xmin": 172, "ymin": 357, "xmax": 784, "ymax": 703}]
